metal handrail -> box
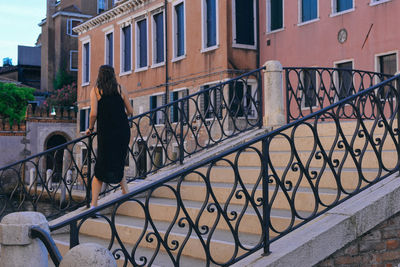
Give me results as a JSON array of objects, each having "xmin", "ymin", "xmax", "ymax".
[
  {"xmin": 0, "ymin": 67, "xmax": 264, "ymax": 220},
  {"xmin": 30, "ymin": 226, "xmax": 62, "ymax": 266},
  {"xmin": 49, "ymin": 73, "xmax": 400, "ymax": 265}
]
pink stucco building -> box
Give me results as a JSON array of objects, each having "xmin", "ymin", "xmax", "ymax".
[{"xmin": 260, "ymin": 0, "xmax": 398, "ymax": 75}]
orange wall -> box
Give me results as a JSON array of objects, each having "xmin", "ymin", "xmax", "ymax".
[{"xmin": 260, "ymin": 0, "xmax": 399, "ymax": 71}]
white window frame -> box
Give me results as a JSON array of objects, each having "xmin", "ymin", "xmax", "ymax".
[
  {"xmin": 97, "ymin": 0, "xmax": 108, "ymax": 14},
  {"xmin": 81, "ymin": 38, "xmax": 91, "ymax": 86},
  {"xmin": 201, "ymin": 0, "xmax": 219, "ymax": 52},
  {"xmin": 69, "ymin": 50, "xmax": 78, "ymax": 71},
  {"xmin": 67, "ymin": 18, "xmax": 82, "ymax": 36},
  {"xmin": 266, "ymin": 0, "xmax": 285, "ymax": 34},
  {"xmin": 298, "ymin": 0, "xmax": 320, "ymax": 26},
  {"xmin": 151, "ymin": 9, "xmax": 166, "ymax": 68},
  {"xmin": 330, "ymin": 0, "xmax": 355, "ymax": 17},
  {"xmin": 232, "ymin": 0, "xmax": 257, "ymax": 50},
  {"xmin": 172, "ymin": 0, "xmax": 186, "ymax": 62},
  {"xmin": 104, "ymin": 28, "xmax": 114, "ymax": 67},
  {"xmin": 374, "ymin": 50, "xmax": 398, "ymax": 83},
  {"xmin": 79, "ymin": 106, "xmax": 91, "ymax": 133},
  {"xmin": 370, "ymin": 0, "xmax": 392, "ymax": 6},
  {"xmin": 135, "ymin": 16, "xmax": 149, "ymax": 72},
  {"xmin": 333, "ymin": 59, "xmax": 354, "ymax": 102},
  {"xmin": 120, "ymin": 23, "xmax": 133, "ymax": 76},
  {"xmin": 171, "ymin": 87, "xmax": 189, "ymax": 123},
  {"xmin": 151, "ymin": 93, "xmax": 166, "ymax": 126}
]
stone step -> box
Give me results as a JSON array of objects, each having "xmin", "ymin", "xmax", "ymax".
[
  {"xmin": 148, "ymin": 181, "xmax": 339, "ymax": 213},
  {"xmin": 53, "ymin": 214, "xmax": 262, "ymax": 263},
  {"xmin": 219, "ymin": 150, "xmax": 398, "ymax": 170},
  {"xmin": 116, "ymin": 197, "xmax": 303, "ymax": 235},
  {"xmin": 185, "ymin": 166, "xmax": 388, "ymax": 191},
  {"xmin": 52, "ymin": 232, "xmax": 211, "ymax": 267}
]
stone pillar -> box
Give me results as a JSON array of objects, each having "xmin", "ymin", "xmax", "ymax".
[
  {"xmin": 60, "ymin": 243, "xmax": 117, "ymax": 267},
  {"xmin": 263, "ymin": 60, "xmax": 285, "ymax": 128},
  {"xmin": 0, "ymin": 212, "xmax": 49, "ymax": 267}
]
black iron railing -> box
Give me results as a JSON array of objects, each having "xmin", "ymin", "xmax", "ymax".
[
  {"xmin": 48, "ymin": 74, "xmax": 400, "ymax": 266},
  {"xmin": 285, "ymin": 67, "xmax": 393, "ymax": 122},
  {"xmin": 0, "ymin": 68, "xmax": 263, "ymax": 220}
]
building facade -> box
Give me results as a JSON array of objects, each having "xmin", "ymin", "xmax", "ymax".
[
  {"xmin": 74, "ymin": 0, "xmax": 259, "ymax": 135},
  {"xmin": 39, "ymin": 0, "xmax": 116, "ymax": 92},
  {"xmin": 260, "ymin": 0, "xmax": 398, "ymax": 74}
]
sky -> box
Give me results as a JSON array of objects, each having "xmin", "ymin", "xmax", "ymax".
[{"xmin": 0, "ymin": 0, "xmax": 46, "ymax": 66}]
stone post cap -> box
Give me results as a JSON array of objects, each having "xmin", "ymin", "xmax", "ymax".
[
  {"xmin": 0, "ymin": 212, "xmax": 49, "ymax": 245},
  {"xmin": 60, "ymin": 243, "xmax": 117, "ymax": 267},
  {"xmin": 263, "ymin": 60, "xmax": 283, "ymax": 72}
]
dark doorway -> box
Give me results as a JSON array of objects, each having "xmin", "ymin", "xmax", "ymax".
[{"xmin": 45, "ymin": 135, "xmax": 67, "ymax": 183}]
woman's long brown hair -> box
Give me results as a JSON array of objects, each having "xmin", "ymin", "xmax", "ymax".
[{"xmin": 96, "ymin": 65, "xmax": 118, "ymax": 96}]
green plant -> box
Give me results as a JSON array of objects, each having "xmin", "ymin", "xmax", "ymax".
[{"xmin": 0, "ymin": 83, "xmax": 34, "ymax": 123}]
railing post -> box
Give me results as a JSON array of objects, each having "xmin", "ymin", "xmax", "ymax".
[
  {"xmin": 60, "ymin": 243, "xmax": 116, "ymax": 267},
  {"xmin": 0, "ymin": 212, "xmax": 49, "ymax": 267},
  {"xmin": 179, "ymin": 100, "xmax": 184, "ymax": 164},
  {"xmin": 86, "ymin": 136, "xmax": 93, "ymax": 208},
  {"xmin": 263, "ymin": 61, "xmax": 285, "ymax": 128},
  {"xmin": 262, "ymin": 137, "xmax": 271, "ymax": 256},
  {"xmin": 70, "ymin": 221, "xmax": 79, "ymax": 249}
]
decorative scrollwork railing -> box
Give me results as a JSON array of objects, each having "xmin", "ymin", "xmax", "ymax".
[
  {"xmin": 285, "ymin": 67, "xmax": 393, "ymax": 122},
  {"xmin": 49, "ymin": 74, "xmax": 400, "ymax": 266},
  {"xmin": 0, "ymin": 68, "xmax": 263, "ymax": 220}
]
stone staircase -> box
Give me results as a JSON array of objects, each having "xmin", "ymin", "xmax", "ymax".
[{"xmin": 50, "ymin": 119, "xmax": 398, "ymax": 266}]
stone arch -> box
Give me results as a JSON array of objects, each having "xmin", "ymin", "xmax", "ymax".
[{"xmin": 43, "ymin": 131, "xmax": 71, "ymax": 183}]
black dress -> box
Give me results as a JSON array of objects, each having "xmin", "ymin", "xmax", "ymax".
[{"xmin": 94, "ymin": 89, "xmax": 130, "ymax": 184}]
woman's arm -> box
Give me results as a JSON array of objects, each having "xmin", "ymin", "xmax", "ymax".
[
  {"xmin": 86, "ymin": 88, "xmax": 98, "ymax": 135},
  {"xmin": 120, "ymin": 85, "xmax": 133, "ymax": 117}
]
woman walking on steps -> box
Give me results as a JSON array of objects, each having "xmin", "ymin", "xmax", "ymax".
[{"xmin": 86, "ymin": 65, "xmax": 133, "ymax": 208}]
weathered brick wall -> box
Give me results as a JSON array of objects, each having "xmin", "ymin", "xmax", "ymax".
[{"xmin": 316, "ymin": 212, "xmax": 400, "ymax": 267}]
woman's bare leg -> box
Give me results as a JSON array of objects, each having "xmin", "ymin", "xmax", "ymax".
[
  {"xmin": 120, "ymin": 177, "xmax": 128, "ymax": 195},
  {"xmin": 90, "ymin": 176, "xmax": 103, "ymax": 207}
]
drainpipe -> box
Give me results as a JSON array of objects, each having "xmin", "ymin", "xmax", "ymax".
[
  {"xmin": 164, "ymin": 0, "xmax": 169, "ymax": 105},
  {"xmin": 256, "ymin": 0, "xmax": 260, "ymax": 68}
]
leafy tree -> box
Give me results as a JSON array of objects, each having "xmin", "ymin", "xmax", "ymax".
[{"xmin": 0, "ymin": 83, "xmax": 35, "ymax": 122}]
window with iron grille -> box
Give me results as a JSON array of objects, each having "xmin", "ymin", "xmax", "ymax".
[
  {"xmin": 170, "ymin": 89, "xmax": 189, "ymax": 123},
  {"xmin": 336, "ymin": 61, "xmax": 354, "ymax": 100},
  {"xmin": 201, "ymin": 84, "xmax": 222, "ymax": 119}
]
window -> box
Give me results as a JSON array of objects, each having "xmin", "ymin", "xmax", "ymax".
[
  {"xmin": 201, "ymin": 84, "xmax": 222, "ymax": 119},
  {"xmin": 233, "ymin": 0, "xmax": 256, "ymax": 48},
  {"xmin": 105, "ymin": 31, "xmax": 113, "ymax": 66},
  {"xmin": 378, "ymin": 53, "xmax": 397, "ymax": 98},
  {"xmin": 136, "ymin": 18, "xmax": 148, "ymax": 70},
  {"xmin": 173, "ymin": 1, "xmax": 185, "ymax": 59},
  {"xmin": 121, "ymin": 24, "xmax": 132, "ymax": 73},
  {"xmin": 370, "ymin": 0, "xmax": 392, "ymax": 5},
  {"xmin": 98, "ymin": 0, "xmax": 107, "ymax": 13},
  {"xmin": 336, "ymin": 61, "xmax": 354, "ymax": 100},
  {"xmin": 82, "ymin": 41, "xmax": 90, "ymax": 84},
  {"xmin": 267, "ymin": 0, "xmax": 283, "ymax": 32},
  {"xmin": 67, "ymin": 19, "xmax": 82, "ymax": 36},
  {"xmin": 202, "ymin": 0, "xmax": 218, "ymax": 50},
  {"xmin": 333, "ymin": 0, "xmax": 353, "ymax": 13},
  {"xmin": 301, "ymin": 70, "xmax": 317, "ymax": 108},
  {"xmin": 152, "ymin": 11, "xmax": 165, "ymax": 65},
  {"xmin": 301, "ymin": 0, "xmax": 318, "ymax": 23},
  {"xmin": 229, "ymin": 81, "xmax": 256, "ymax": 118},
  {"xmin": 70, "ymin": 50, "xmax": 78, "ymax": 71},
  {"xmin": 150, "ymin": 94, "xmax": 166, "ymax": 125},
  {"xmin": 79, "ymin": 108, "xmax": 91, "ymax": 132},
  {"xmin": 170, "ymin": 89, "xmax": 189, "ymax": 123}
]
